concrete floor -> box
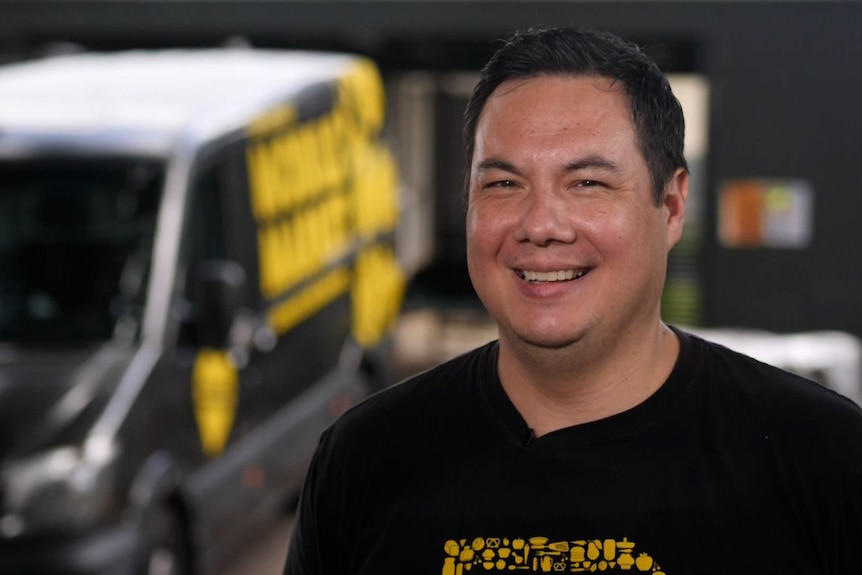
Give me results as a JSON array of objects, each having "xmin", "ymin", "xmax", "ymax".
[{"xmin": 217, "ymin": 515, "xmax": 294, "ymax": 575}]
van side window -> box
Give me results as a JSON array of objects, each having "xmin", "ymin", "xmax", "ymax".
[{"xmin": 0, "ymin": 158, "xmax": 163, "ymax": 343}]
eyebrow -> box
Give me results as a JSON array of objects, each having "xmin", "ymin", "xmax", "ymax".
[
  {"xmin": 474, "ymin": 158, "xmax": 522, "ymax": 176},
  {"xmin": 474, "ymin": 155, "xmax": 621, "ymax": 177},
  {"xmin": 564, "ymin": 155, "xmax": 621, "ymax": 174}
]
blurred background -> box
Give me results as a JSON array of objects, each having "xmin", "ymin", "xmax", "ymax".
[
  {"xmin": 1, "ymin": 1, "xmax": 862, "ymax": 573},
  {"xmin": 3, "ymin": 0, "xmax": 862, "ymax": 336}
]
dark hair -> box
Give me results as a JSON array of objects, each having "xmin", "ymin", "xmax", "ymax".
[{"xmin": 463, "ymin": 27, "xmax": 687, "ymax": 205}]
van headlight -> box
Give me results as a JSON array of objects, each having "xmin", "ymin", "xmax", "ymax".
[{"xmin": 0, "ymin": 436, "xmax": 119, "ymax": 537}]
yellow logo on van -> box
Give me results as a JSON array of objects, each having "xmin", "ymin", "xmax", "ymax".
[
  {"xmin": 245, "ymin": 57, "xmax": 404, "ymax": 347},
  {"xmin": 191, "ymin": 349, "xmax": 239, "ymax": 457}
]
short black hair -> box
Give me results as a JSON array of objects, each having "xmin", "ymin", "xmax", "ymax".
[{"xmin": 463, "ymin": 27, "xmax": 687, "ymax": 205}]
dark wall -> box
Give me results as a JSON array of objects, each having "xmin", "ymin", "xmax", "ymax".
[
  {"xmin": 702, "ymin": 5, "xmax": 862, "ymax": 336},
  {"xmin": 2, "ymin": 1, "xmax": 861, "ymax": 335}
]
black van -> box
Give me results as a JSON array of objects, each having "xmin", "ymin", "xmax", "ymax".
[{"xmin": 0, "ymin": 48, "xmax": 405, "ymax": 574}]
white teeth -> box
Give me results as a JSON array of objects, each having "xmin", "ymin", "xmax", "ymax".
[{"xmin": 522, "ymin": 269, "xmax": 586, "ymax": 282}]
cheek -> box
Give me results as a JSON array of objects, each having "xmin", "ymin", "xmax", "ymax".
[
  {"xmin": 466, "ymin": 204, "xmax": 506, "ymax": 256},
  {"xmin": 604, "ymin": 211, "xmax": 668, "ymax": 273},
  {"xmin": 578, "ymin": 207, "xmax": 633, "ymax": 249},
  {"xmin": 465, "ymin": 207, "xmax": 485, "ymax": 273}
]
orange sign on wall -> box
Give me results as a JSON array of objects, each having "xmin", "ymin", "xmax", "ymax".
[{"xmin": 718, "ymin": 179, "xmax": 813, "ymax": 249}]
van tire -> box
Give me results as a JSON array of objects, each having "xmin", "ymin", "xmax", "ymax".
[{"xmin": 135, "ymin": 505, "xmax": 190, "ymax": 575}]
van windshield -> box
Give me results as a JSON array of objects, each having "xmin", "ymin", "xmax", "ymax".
[{"xmin": 0, "ymin": 158, "xmax": 164, "ymax": 343}]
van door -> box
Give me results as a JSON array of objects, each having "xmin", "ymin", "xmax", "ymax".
[
  {"xmin": 168, "ymin": 146, "xmax": 269, "ymax": 564},
  {"xmin": 171, "ymin": 132, "xmax": 360, "ymax": 564}
]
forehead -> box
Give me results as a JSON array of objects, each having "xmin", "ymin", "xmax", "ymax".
[
  {"xmin": 480, "ymin": 74, "xmax": 631, "ymax": 126},
  {"xmin": 474, "ymin": 74, "xmax": 637, "ymax": 157}
]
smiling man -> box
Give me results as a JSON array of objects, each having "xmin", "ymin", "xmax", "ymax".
[
  {"xmin": 466, "ymin": 72, "xmax": 686, "ymax": 435},
  {"xmin": 284, "ymin": 27, "xmax": 862, "ymax": 574}
]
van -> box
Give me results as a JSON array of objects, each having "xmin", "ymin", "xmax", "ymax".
[{"xmin": 0, "ymin": 48, "xmax": 405, "ymax": 574}]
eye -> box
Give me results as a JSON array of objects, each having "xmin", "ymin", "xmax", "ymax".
[
  {"xmin": 577, "ymin": 179, "xmax": 603, "ymax": 188},
  {"xmin": 568, "ymin": 178, "xmax": 611, "ymax": 192},
  {"xmin": 480, "ymin": 179, "xmax": 519, "ymax": 192}
]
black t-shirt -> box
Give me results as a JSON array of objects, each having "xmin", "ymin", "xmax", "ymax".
[{"xmin": 284, "ymin": 329, "xmax": 862, "ymax": 574}]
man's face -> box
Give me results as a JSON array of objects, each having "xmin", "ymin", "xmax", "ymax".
[{"xmin": 466, "ymin": 74, "xmax": 686, "ymax": 352}]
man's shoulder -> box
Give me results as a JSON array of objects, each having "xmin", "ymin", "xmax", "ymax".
[{"xmin": 682, "ymin": 328, "xmax": 862, "ymax": 438}]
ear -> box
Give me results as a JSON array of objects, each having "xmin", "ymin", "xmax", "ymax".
[{"xmin": 663, "ymin": 168, "xmax": 689, "ymax": 248}]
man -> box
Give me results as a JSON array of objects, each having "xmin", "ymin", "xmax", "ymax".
[{"xmin": 284, "ymin": 27, "xmax": 862, "ymax": 574}]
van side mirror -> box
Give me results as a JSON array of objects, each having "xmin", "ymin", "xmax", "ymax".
[{"xmin": 196, "ymin": 260, "xmax": 246, "ymax": 348}]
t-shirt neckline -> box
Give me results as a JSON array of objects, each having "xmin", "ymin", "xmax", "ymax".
[{"xmin": 478, "ymin": 327, "xmax": 699, "ymax": 448}]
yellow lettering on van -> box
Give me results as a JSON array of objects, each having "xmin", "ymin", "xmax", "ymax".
[
  {"xmin": 309, "ymin": 204, "xmax": 326, "ymax": 274},
  {"xmin": 246, "ymin": 144, "xmax": 277, "ymax": 221},
  {"xmin": 300, "ymin": 127, "xmax": 323, "ymax": 204},
  {"xmin": 246, "ymin": 103, "xmax": 308, "ymax": 221},
  {"xmin": 339, "ymin": 59, "xmax": 404, "ymax": 348},
  {"xmin": 318, "ymin": 113, "xmax": 343, "ymax": 189},
  {"xmin": 318, "ymin": 200, "xmax": 336, "ymax": 263},
  {"xmin": 281, "ymin": 135, "xmax": 302, "ymax": 212},
  {"xmin": 296, "ymin": 210, "xmax": 315, "ymax": 280},
  {"xmin": 273, "ymin": 219, "xmax": 290, "ymax": 292},
  {"xmin": 256, "ymin": 191, "xmax": 353, "ymax": 335},
  {"xmin": 191, "ymin": 349, "xmax": 239, "ymax": 457},
  {"xmin": 316, "ymin": 123, "xmax": 334, "ymax": 189},
  {"xmin": 326, "ymin": 193, "xmax": 349, "ymax": 253},
  {"xmin": 267, "ymin": 136, "xmax": 286, "ymax": 214},
  {"xmin": 257, "ymin": 224, "xmax": 279, "ymax": 298},
  {"xmin": 352, "ymin": 143, "xmax": 399, "ymax": 238},
  {"xmin": 308, "ymin": 119, "xmax": 330, "ymax": 193},
  {"xmin": 339, "ymin": 59, "xmax": 385, "ymax": 136},
  {"xmin": 268, "ymin": 267, "xmax": 350, "ymax": 334},
  {"xmin": 247, "ymin": 104, "xmax": 296, "ymax": 138},
  {"xmin": 352, "ymin": 244, "xmax": 405, "ymax": 347},
  {"xmin": 286, "ymin": 144, "xmax": 306, "ymax": 213},
  {"xmin": 246, "ymin": 59, "xmax": 405, "ymax": 347}
]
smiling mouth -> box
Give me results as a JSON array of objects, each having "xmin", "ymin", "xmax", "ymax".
[{"xmin": 518, "ymin": 269, "xmax": 589, "ymax": 283}]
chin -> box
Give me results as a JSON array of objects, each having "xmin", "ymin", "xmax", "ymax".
[{"xmin": 505, "ymin": 323, "xmax": 590, "ymax": 351}]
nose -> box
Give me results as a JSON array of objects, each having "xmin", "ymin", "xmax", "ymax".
[{"xmin": 513, "ymin": 188, "xmax": 577, "ymax": 246}]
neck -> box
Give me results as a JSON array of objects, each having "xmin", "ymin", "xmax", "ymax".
[{"xmin": 496, "ymin": 322, "xmax": 679, "ymax": 437}]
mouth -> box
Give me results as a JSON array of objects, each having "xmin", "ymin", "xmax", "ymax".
[{"xmin": 517, "ymin": 269, "xmax": 590, "ymax": 283}]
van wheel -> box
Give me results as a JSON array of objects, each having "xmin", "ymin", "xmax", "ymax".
[{"xmin": 135, "ymin": 506, "xmax": 190, "ymax": 575}]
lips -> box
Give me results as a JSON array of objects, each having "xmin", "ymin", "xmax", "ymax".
[{"xmin": 518, "ymin": 269, "xmax": 589, "ymax": 283}]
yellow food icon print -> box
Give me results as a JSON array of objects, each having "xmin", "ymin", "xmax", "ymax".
[
  {"xmin": 441, "ymin": 536, "xmax": 664, "ymax": 573},
  {"xmin": 192, "ymin": 348, "xmax": 239, "ymax": 456}
]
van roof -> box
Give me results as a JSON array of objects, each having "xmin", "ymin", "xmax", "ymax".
[{"xmin": 0, "ymin": 48, "xmax": 359, "ymax": 157}]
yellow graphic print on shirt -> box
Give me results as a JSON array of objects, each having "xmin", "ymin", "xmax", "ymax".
[{"xmin": 441, "ymin": 537, "xmax": 665, "ymax": 573}]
